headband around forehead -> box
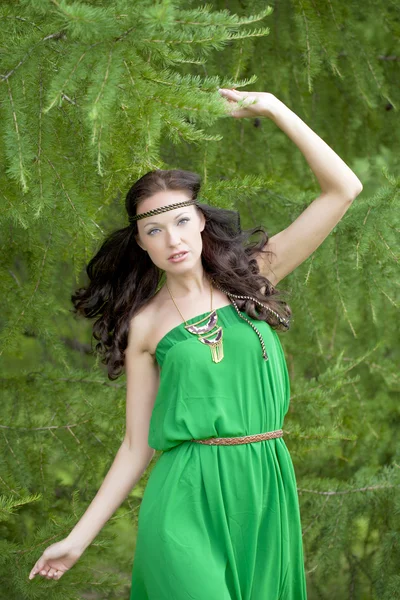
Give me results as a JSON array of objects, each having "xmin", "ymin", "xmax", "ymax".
[{"xmin": 128, "ymin": 199, "xmax": 198, "ymax": 224}]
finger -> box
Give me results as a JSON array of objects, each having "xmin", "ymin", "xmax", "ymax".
[
  {"xmin": 36, "ymin": 557, "xmax": 47, "ymax": 572},
  {"xmin": 45, "ymin": 570, "xmax": 54, "ymax": 580},
  {"xmin": 29, "ymin": 562, "xmax": 43, "ymax": 580},
  {"xmin": 47, "ymin": 567, "xmax": 58, "ymax": 578},
  {"xmin": 231, "ymin": 110, "xmax": 246, "ymax": 118},
  {"xmin": 218, "ymin": 88, "xmax": 242, "ymax": 99}
]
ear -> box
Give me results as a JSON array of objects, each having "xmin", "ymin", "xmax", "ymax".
[{"xmin": 199, "ymin": 211, "xmax": 206, "ymax": 232}]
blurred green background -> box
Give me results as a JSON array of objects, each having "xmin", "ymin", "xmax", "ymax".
[{"xmin": 1, "ymin": 0, "xmax": 399, "ymax": 598}]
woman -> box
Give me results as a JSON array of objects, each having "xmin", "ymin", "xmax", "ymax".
[{"xmin": 28, "ymin": 89, "xmax": 363, "ymax": 598}]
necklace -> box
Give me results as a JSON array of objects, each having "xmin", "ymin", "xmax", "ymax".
[
  {"xmin": 165, "ymin": 276, "xmax": 290, "ymax": 363},
  {"xmin": 165, "ymin": 277, "xmax": 225, "ymax": 363}
]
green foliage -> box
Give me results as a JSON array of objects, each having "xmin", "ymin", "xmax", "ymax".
[{"xmin": 1, "ymin": 0, "xmax": 399, "ymax": 598}]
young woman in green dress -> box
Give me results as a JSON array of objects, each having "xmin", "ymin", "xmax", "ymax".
[{"xmin": 29, "ymin": 90, "xmax": 362, "ymax": 599}]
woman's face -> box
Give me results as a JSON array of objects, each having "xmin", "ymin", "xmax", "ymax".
[{"xmin": 135, "ymin": 190, "xmax": 206, "ymax": 272}]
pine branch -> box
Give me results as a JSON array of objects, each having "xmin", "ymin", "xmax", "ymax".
[{"xmin": 298, "ymin": 484, "xmax": 400, "ymax": 495}]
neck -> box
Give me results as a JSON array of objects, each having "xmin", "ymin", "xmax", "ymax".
[{"xmin": 165, "ymin": 271, "xmax": 211, "ymax": 299}]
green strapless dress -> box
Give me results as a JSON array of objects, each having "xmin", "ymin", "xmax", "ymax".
[{"xmin": 130, "ymin": 303, "xmax": 307, "ymax": 599}]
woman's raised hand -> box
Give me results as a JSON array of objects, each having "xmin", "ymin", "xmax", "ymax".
[
  {"xmin": 218, "ymin": 88, "xmax": 277, "ymax": 119},
  {"xmin": 28, "ymin": 538, "xmax": 84, "ymax": 581}
]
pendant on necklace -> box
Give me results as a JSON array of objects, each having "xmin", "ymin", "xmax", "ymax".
[{"xmin": 184, "ymin": 310, "xmax": 224, "ymax": 363}]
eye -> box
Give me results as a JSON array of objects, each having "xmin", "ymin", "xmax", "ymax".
[{"xmin": 147, "ymin": 218, "xmax": 190, "ymax": 236}]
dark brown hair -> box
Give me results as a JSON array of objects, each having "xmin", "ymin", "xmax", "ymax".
[{"xmin": 71, "ymin": 169, "xmax": 292, "ymax": 380}]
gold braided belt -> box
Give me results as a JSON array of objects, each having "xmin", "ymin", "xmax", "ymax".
[{"xmin": 190, "ymin": 429, "xmax": 283, "ymax": 446}]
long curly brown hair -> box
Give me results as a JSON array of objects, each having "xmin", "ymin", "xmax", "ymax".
[{"xmin": 71, "ymin": 169, "xmax": 292, "ymax": 380}]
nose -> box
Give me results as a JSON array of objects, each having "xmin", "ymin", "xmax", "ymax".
[{"xmin": 166, "ymin": 228, "xmax": 182, "ymax": 246}]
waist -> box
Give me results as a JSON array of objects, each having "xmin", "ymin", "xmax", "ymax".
[{"xmin": 190, "ymin": 429, "xmax": 283, "ymax": 446}]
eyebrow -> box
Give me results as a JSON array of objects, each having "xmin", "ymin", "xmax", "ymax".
[{"xmin": 143, "ymin": 211, "xmax": 190, "ymax": 229}]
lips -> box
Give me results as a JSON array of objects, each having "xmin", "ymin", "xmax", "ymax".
[{"xmin": 169, "ymin": 251, "xmax": 188, "ymax": 259}]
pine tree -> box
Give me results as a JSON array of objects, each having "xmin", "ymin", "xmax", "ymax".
[{"xmin": 1, "ymin": 1, "xmax": 399, "ymax": 598}]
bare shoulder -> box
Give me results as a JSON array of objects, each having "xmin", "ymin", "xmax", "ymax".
[
  {"xmin": 127, "ymin": 291, "xmax": 168, "ymax": 358},
  {"xmin": 127, "ymin": 303, "xmax": 155, "ymax": 357}
]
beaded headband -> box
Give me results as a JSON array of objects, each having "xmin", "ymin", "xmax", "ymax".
[{"xmin": 128, "ymin": 199, "xmax": 198, "ymax": 224}]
